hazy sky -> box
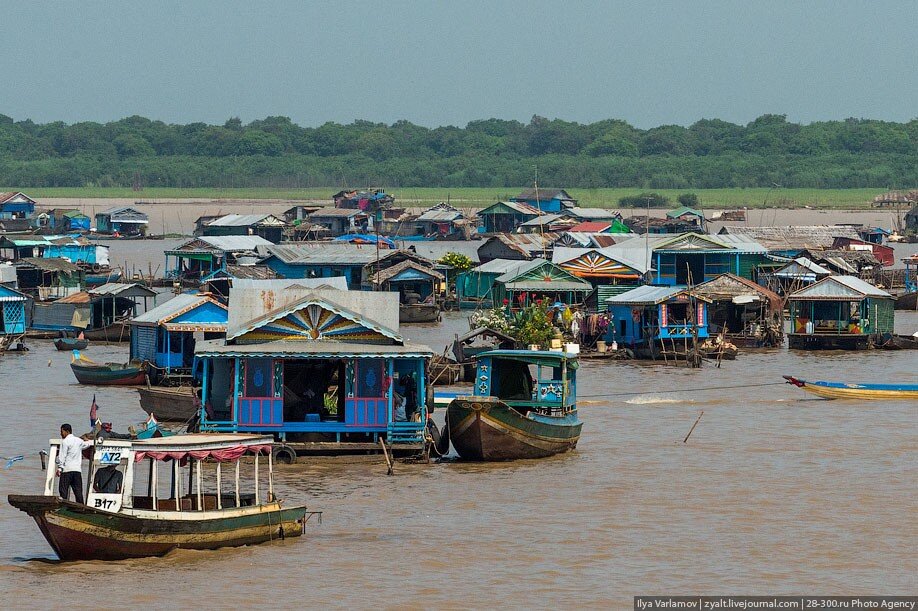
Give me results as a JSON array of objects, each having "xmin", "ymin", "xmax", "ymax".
[{"xmin": 2, "ymin": 1, "xmax": 916, "ymax": 128}]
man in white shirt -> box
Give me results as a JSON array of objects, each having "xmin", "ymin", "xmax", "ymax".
[{"xmin": 56, "ymin": 423, "xmax": 90, "ymax": 504}]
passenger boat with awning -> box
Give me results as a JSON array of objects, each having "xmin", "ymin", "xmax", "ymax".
[
  {"xmin": 783, "ymin": 376, "xmax": 918, "ymax": 400},
  {"xmin": 8, "ymin": 433, "xmax": 319, "ymax": 561}
]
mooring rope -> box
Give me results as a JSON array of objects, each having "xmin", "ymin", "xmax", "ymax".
[{"xmin": 577, "ymin": 381, "xmax": 788, "ymax": 399}]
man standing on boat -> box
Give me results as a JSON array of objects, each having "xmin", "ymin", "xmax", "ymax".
[{"xmin": 56, "ymin": 424, "xmax": 90, "ymax": 504}]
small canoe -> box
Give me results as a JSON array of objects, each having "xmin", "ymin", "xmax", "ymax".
[
  {"xmin": 137, "ymin": 386, "xmax": 200, "ymax": 421},
  {"xmin": 81, "ymin": 321, "xmax": 132, "ymax": 342},
  {"xmin": 399, "ymin": 304, "xmax": 441, "ymax": 323},
  {"xmin": 783, "ymin": 376, "xmax": 918, "ymax": 400},
  {"xmin": 54, "ymin": 338, "xmax": 90, "ymax": 351},
  {"xmin": 71, "ymin": 353, "xmax": 147, "ymax": 386}
]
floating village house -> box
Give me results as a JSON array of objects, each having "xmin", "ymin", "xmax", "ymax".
[
  {"xmin": 490, "ymin": 258, "xmax": 593, "ymax": 310},
  {"xmin": 130, "ymin": 293, "xmax": 229, "ymax": 378},
  {"xmin": 367, "ymin": 260, "xmax": 443, "ymax": 303},
  {"xmin": 510, "ymin": 188, "xmax": 576, "ymax": 213},
  {"xmin": 0, "ymin": 192, "xmax": 36, "ymax": 220},
  {"xmin": 94, "ymin": 206, "xmax": 149, "ymax": 236},
  {"xmin": 412, "ymin": 203, "xmax": 469, "ymax": 238},
  {"xmin": 0, "ymin": 235, "xmax": 108, "ymax": 266},
  {"xmin": 31, "ymin": 283, "xmax": 155, "ymax": 333},
  {"xmin": 665, "ymin": 206, "xmax": 705, "ymax": 231},
  {"xmin": 477, "ymin": 233, "xmax": 556, "ymax": 263},
  {"xmin": 165, "ymin": 235, "xmax": 273, "ymax": 282},
  {"xmin": 477, "ymin": 201, "xmax": 542, "ymax": 234},
  {"xmin": 598, "ymin": 233, "xmax": 768, "ymax": 287},
  {"xmin": 49, "ymin": 209, "xmax": 92, "ymax": 232},
  {"xmin": 13, "ymin": 258, "xmax": 84, "ymax": 300},
  {"xmin": 694, "ymin": 273, "xmax": 783, "ymax": 347},
  {"xmin": 200, "ymin": 214, "xmax": 286, "ymax": 244},
  {"xmin": 333, "ymin": 189, "xmax": 394, "ymax": 212},
  {"xmin": 604, "ymin": 285, "xmax": 711, "ymax": 350},
  {"xmin": 552, "ymin": 245, "xmax": 651, "ymax": 304},
  {"xmin": 764, "ymin": 257, "xmax": 833, "ymax": 295},
  {"xmin": 308, "ymin": 207, "xmax": 371, "ymax": 236},
  {"xmin": 195, "ymin": 285, "xmax": 434, "ymax": 449},
  {"xmin": 786, "ymin": 275, "xmax": 894, "ymax": 350},
  {"xmin": 0, "ymin": 284, "xmax": 28, "ymax": 339}
]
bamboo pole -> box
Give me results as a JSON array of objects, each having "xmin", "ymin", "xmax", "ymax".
[
  {"xmin": 379, "ymin": 438, "xmax": 393, "ymax": 476},
  {"xmin": 683, "ymin": 411, "xmax": 704, "ymax": 443}
]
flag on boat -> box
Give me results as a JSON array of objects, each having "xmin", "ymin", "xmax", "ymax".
[
  {"xmin": 146, "ymin": 412, "xmax": 158, "ymax": 428},
  {"xmin": 90, "ymin": 394, "xmax": 99, "ymax": 429}
]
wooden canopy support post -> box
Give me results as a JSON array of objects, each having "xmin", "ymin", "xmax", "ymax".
[
  {"xmin": 196, "ymin": 459, "xmax": 203, "ymax": 510},
  {"xmin": 216, "ymin": 462, "xmax": 222, "ymax": 509},
  {"xmin": 173, "ymin": 460, "xmax": 180, "ymax": 511},
  {"xmin": 151, "ymin": 458, "xmax": 158, "ymax": 511},
  {"xmin": 254, "ymin": 452, "xmax": 260, "ymax": 505},
  {"xmin": 268, "ymin": 449, "xmax": 274, "ymax": 502},
  {"xmin": 234, "ymin": 459, "xmax": 240, "ymax": 508}
]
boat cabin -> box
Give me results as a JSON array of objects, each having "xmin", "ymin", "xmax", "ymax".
[
  {"xmin": 604, "ymin": 285, "xmax": 711, "ymax": 348},
  {"xmin": 471, "ymin": 350, "xmax": 578, "ymax": 415},
  {"xmin": 94, "ymin": 206, "xmax": 149, "ymax": 236},
  {"xmin": 786, "ymin": 275, "xmax": 895, "ymax": 350},
  {"xmin": 694, "ymin": 273, "xmax": 783, "ymax": 347},
  {"xmin": 195, "ymin": 285, "xmax": 434, "ymax": 450},
  {"xmin": 43, "ymin": 433, "xmax": 277, "ymax": 516}
]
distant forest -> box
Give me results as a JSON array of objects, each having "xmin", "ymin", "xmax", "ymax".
[{"xmin": 1, "ymin": 113, "xmax": 916, "ymax": 189}]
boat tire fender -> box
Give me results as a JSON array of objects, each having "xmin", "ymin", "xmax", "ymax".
[{"xmin": 272, "ymin": 444, "xmax": 297, "ymax": 465}]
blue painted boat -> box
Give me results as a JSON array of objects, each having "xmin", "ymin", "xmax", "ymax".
[{"xmin": 783, "ymin": 376, "xmax": 918, "ymax": 400}]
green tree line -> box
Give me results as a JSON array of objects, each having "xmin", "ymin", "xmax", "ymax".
[{"xmin": 0, "ymin": 113, "xmax": 915, "ymax": 188}]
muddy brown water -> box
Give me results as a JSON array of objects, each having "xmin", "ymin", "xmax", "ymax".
[{"xmin": 0, "ymin": 310, "xmax": 915, "ymax": 606}]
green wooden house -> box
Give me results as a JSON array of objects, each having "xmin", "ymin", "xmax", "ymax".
[
  {"xmin": 787, "ymin": 275, "xmax": 894, "ymax": 350},
  {"xmin": 491, "ymin": 258, "xmax": 594, "ymax": 309}
]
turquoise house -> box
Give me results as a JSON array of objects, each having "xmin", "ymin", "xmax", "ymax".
[
  {"xmin": 0, "ymin": 285, "xmax": 28, "ymax": 336},
  {"xmin": 605, "ymin": 285, "xmax": 710, "ymax": 347}
]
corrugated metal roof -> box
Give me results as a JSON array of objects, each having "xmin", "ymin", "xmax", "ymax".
[
  {"xmin": 719, "ymin": 225, "xmax": 859, "ymax": 251},
  {"xmin": 789, "ymin": 275, "xmax": 892, "ymax": 300},
  {"xmin": 605, "ymin": 285, "xmax": 698, "ymax": 305},
  {"xmin": 503, "ymin": 280, "xmax": 593, "ymax": 291},
  {"xmin": 470, "ymin": 258, "xmax": 542, "ymax": 275},
  {"xmin": 776, "ymin": 257, "xmax": 833, "ymax": 277},
  {"xmin": 551, "ymin": 246, "xmax": 654, "ymax": 274},
  {"xmin": 416, "ymin": 203, "xmax": 464, "ymax": 222},
  {"xmin": 394, "ymin": 241, "xmax": 479, "ymax": 263},
  {"xmin": 206, "ymin": 214, "xmax": 284, "ymax": 227},
  {"xmin": 90, "ymin": 283, "xmax": 157, "ymax": 298},
  {"xmin": 264, "ymin": 243, "xmax": 397, "ymax": 265},
  {"xmin": 16, "ymin": 257, "xmax": 80, "ymax": 272},
  {"xmin": 309, "ymin": 207, "xmax": 364, "ymax": 218},
  {"xmin": 231, "ymin": 277, "xmax": 349, "ymax": 292},
  {"xmin": 226, "ymin": 284, "xmax": 395, "ymax": 340},
  {"xmin": 520, "ymin": 214, "xmax": 564, "ymax": 226},
  {"xmin": 195, "ymin": 338, "xmax": 433, "ymax": 358},
  {"xmin": 193, "ymin": 235, "xmax": 273, "ymax": 251},
  {"xmin": 132, "ymin": 293, "xmax": 227, "ymax": 325},
  {"xmin": 478, "ymin": 201, "xmax": 541, "ymax": 216},
  {"xmin": 566, "ymin": 207, "xmax": 616, "ymax": 220}
]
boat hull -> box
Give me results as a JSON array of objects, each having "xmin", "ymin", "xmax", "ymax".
[
  {"xmin": 82, "ymin": 321, "xmax": 132, "ymax": 342},
  {"xmin": 783, "ymin": 376, "xmax": 918, "ymax": 400},
  {"xmin": 399, "ymin": 304, "xmax": 440, "ymax": 323},
  {"xmin": 8, "ymin": 495, "xmax": 306, "ymax": 561},
  {"xmin": 446, "ymin": 396, "xmax": 582, "ymax": 460},
  {"xmin": 138, "ymin": 387, "xmax": 199, "ymax": 421},
  {"xmin": 54, "ymin": 338, "xmax": 89, "ymax": 351},
  {"xmin": 71, "ymin": 362, "xmax": 147, "ymax": 386},
  {"xmin": 894, "ymin": 291, "xmax": 917, "ymax": 310}
]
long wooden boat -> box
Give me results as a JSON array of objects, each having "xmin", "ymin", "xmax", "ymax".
[
  {"xmin": 445, "ymin": 350, "xmax": 582, "ymax": 460},
  {"xmin": 138, "ymin": 386, "xmax": 199, "ymax": 421},
  {"xmin": 783, "ymin": 375, "xmax": 918, "ymax": 400},
  {"xmin": 8, "ymin": 433, "xmax": 319, "ymax": 561},
  {"xmin": 81, "ymin": 320, "xmax": 132, "ymax": 342},
  {"xmin": 399, "ymin": 303, "xmax": 440, "ymax": 323},
  {"xmin": 84, "ymin": 269, "xmax": 123, "ymax": 286},
  {"xmin": 54, "ymin": 337, "xmax": 90, "ymax": 351},
  {"xmin": 70, "ymin": 353, "xmax": 147, "ymax": 386},
  {"xmin": 894, "ymin": 291, "xmax": 917, "ymax": 310}
]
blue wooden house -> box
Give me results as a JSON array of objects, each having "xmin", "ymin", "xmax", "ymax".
[
  {"xmin": 0, "ymin": 285, "xmax": 28, "ymax": 337},
  {"xmin": 195, "ymin": 286, "xmax": 433, "ymax": 450},
  {"xmin": 605, "ymin": 285, "xmax": 711, "ymax": 349},
  {"xmin": 130, "ymin": 293, "xmax": 229, "ymax": 376},
  {"xmin": 0, "ymin": 192, "xmax": 36, "ymax": 220},
  {"xmin": 510, "ymin": 188, "xmax": 576, "ymax": 213},
  {"xmin": 0, "ymin": 235, "xmax": 108, "ymax": 266},
  {"xmin": 95, "ymin": 206, "xmax": 149, "ymax": 236}
]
